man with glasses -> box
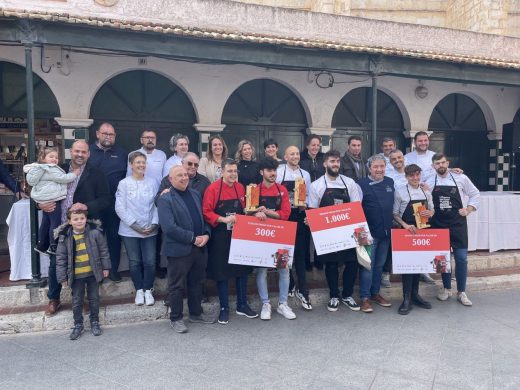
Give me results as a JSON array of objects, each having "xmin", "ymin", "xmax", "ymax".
[
  {"xmin": 156, "ymin": 152, "xmax": 210, "ymax": 202},
  {"xmin": 89, "ymin": 122, "xmax": 128, "ymax": 282},
  {"xmin": 127, "ymin": 130, "xmax": 166, "ymax": 187}
]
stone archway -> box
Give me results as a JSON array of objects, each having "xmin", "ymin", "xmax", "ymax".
[
  {"xmin": 221, "ymin": 78, "xmax": 308, "ymax": 158},
  {"xmin": 428, "ymin": 93, "xmax": 489, "ymax": 189},
  {"xmin": 331, "ymin": 87, "xmax": 405, "ymax": 158},
  {"xmin": 89, "ymin": 70, "xmax": 197, "ymax": 154}
]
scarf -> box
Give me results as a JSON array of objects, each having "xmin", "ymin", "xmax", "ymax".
[{"xmin": 345, "ymin": 152, "xmax": 367, "ymax": 180}]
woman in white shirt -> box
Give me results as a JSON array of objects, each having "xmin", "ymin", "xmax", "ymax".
[
  {"xmin": 163, "ymin": 133, "xmax": 190, "ymax": 177},
  {"xmin": 198, "ymin": 135, "xmax": 228, "ymax": 182},
  {"xmin": 116, "ymin": 151, "xmax": 159, "ymax": 306}
]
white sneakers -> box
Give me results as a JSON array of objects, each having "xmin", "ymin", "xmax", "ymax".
[
  {"xmin": 277, "ymin": 303, "xmax": 296, "ymax": 320},
  {"xmin": 260, "ymin": 302, "xmax": 296, "ymax": 320},
  {"xmin": 457, "ymin": 292, "xmax": 473, "ymax": 306},
  {"xmin": 437, "ymin": 288, "xmax": 452, "ymax": 301},
  {"xmin": 261, "ymin": 303, "xmax": 271, "ymax": 320},
  {"xmin": 144, "ymin": 290, "xmax": 155, "ymax": 306},
  {"xmin": 135, "ymin": 289, "xmax": 145, "ymax": 306},
  {"xmin": 135, "ymin": 289, "xmax": 154, "ymax": 306},
  {"xmin": 437, "ymin": 288, "xmax": 473, "ymax": 306}
]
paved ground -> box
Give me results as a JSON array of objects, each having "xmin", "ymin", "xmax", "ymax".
[{"xmin": 1, "ymin": 288, "xmax": 519, "ymax": 390}]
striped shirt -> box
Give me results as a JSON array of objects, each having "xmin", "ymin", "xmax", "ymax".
[{"xmin": 73, "ymin": 232, "xmax": 93, "ymax": 278}]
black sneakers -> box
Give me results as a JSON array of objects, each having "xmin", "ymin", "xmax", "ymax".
[
  {"xmin": 296, "ymin": 290, "xmax": 313, "ymax": 311},
  {"xmin": 236, "ymin": 304, "xmax": 259, "ymax": 319},
  {"xmin": 327, "ymin": 297, "xmax": 340, "ymax": 312},
  {"xmin": 91, "ymin": 321, "xmax": 102, "ymax": 336},
  {"xmin": 69, "ymin": 324, "xmax": 84, "ymax": 340},
  {"xmin": 218, "ymin": 308, "xmax": 229, "ymax": 324}
]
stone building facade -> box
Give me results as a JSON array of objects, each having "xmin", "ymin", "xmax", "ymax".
[
  {"xmin": 233, "ymin": 0, "xmax": 520, "ymax": 37},
  {"xmin": 0, "ymin": 0, "xmax": 519, "ymax": 191}
]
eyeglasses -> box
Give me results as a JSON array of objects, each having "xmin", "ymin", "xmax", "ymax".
[
  {"xmin": 141, "ymin": 136, "xmax": 156, "ymax": 140},
  {"xmin": 99, "ymin": 132, "xmax": 115, "ymax": 138},
  {"xmin": 185, "ymin": 161, "xmax": 199, "ymax": 167}
]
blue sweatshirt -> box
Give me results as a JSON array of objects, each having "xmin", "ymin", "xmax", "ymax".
[{"xmin": 358, "ymin": 176, "xmax": 395, "ymax": 239}]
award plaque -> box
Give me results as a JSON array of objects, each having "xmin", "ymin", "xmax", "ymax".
[
  {"xmin": 293, "ymin": 177, "xmax": 307, "ymax": 207},
  {"xmin": 412, "ymin": 202, "xmax": 430, "ymax": 229},
  {"xmin": 245, "ymin": 184, "xmax": 260, "ymax": 212}
]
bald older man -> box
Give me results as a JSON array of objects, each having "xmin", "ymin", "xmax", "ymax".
[
  {"xmin": 38, "ymin": 140, "xmax": 111, "ymax": 316},
  {"xmin": 158, "ymin": 166, "xmax": 214, "ymax": 333}
]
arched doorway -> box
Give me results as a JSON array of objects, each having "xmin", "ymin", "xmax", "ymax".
[
  {"xmin": 502, "ymin": 108, "xmax": 520, "ymax": 190},
  {"xmin": 221, "ymin": 79, "xmax": 308, "ymax": 159},
  {"xmin": 89, "ymin": 70, "xmax": 197, "ymax": 154},
  {"xmin": 428, "ymin": 93, "xmax": 488, "ymax": 189},
  {"xmin": 0, "ymin": 61, "xmax": 61, "ymax": 252},
  {"xmin": 331, "ymin": 87, "xmax": 405, "ymax": 158}
]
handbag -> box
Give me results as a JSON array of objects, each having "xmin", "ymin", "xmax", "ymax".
[{"xmin": 356, "ymin": 245, "xmax": 372, "ymax": 270}]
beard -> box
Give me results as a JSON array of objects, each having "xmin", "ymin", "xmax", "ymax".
[
  {"xmin": 326, "ymin": 167, "xmax": 339, "ymax": 177},
  {"xmin": 437, "ymin": 167, "xmax": 448, "ymax": 175}
]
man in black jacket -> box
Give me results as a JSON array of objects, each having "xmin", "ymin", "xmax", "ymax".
[
  {"xmin": 38, "ymin": 140, "xmax": 110, "ymax": 316},
  {"xmin": 340, "ymin": 135, "xmax": 367, "ymax": 182},
  {"xmin": 158, "ymin": 166, "xmax": 214, "ymax": 333},
  {"xmin": 155, "ymin": 152, "xmax": 210, "ymax": 203}
]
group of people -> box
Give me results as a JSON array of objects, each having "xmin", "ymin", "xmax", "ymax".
[{"xmin": 24, "ymin": 123, "xmax": 480, "ymax": 338}]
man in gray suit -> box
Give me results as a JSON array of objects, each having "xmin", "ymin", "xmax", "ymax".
[{"xmin": 157, "ymin": 166, "xmax": 214, "ymax": 333}]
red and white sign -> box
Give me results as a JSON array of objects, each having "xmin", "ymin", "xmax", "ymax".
[
  {"xmin": 392, "ymin": 229, "xmax": 451, "ymax": 274},
  {"xmin": 306, "ymin": 202, "xmax": 372, "ymax": 255},
  {"xmin": 228, "ymin": 215, "xmax": 297, "ymax": 268}
]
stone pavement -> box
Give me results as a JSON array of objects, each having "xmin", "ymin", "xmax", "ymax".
[{"xmin": 1, "ymin": 288, "xmax": 519, "ymax": 390}]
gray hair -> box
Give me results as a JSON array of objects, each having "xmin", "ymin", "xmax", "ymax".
[
  {"xmin": 367, "ymin": 153, "xmax": 387, "ymax": 168},
  {"xmin": 181, "ymin": 152, "xmax": 199, "ymax": 162},
  {"xmin": 169, "ymin": 133, "xmax": 190, "ymax": 152}
]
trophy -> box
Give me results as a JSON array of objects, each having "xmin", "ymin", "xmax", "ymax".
[
  {"xmin": 293, "ymin": 177, "xmax": 307, "ymax": 207},
  {"xmin": 412, "ymin": 202, "xmax": 430, "ymax": 229},
  {"xmin": 245, "ymin": 184, "xmax": 260, "ymax": 212}
]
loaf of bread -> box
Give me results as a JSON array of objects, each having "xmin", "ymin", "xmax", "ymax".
[{"xmin": 245, "ymin": 184, "xmax": 260, "ymax": 211}]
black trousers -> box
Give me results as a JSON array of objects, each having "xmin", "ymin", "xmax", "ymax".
[
  {"xmin": 401, "ymin": 273, "xmax": 421, "ymax": 296},
  {"xmin": 167, "ymin": 247, "xmax": 207, "ymax": 321},
  {"xmin": 71, "ymin": 275, "xmax": 100, "ymax": 325},
  {"xmin": 288, "ymin": 213, "xmax": 308, "ymax": 295},
  {"xmin": 102, "ymin": 207, "xmax": 121, "ymax": 275},
  {"xmin": 325, "ymin": 261, "xmax": 359, "ymax": 299}
]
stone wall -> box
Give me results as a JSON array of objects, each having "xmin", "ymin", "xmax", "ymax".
[{"xmin": 231, "ymin": 0, "xmax": 520, "ymax": 37}]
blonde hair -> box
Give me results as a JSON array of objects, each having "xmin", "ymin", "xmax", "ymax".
[
  {"xmin": 37, "ymin": 146, "xmax": 60, "ymax": 163},
  {"xmin": 235, "ymin": 139, "xmax": 256, "ymax": 161}
]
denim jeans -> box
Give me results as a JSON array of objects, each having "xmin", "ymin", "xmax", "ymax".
[
  {"xmin": 71, "ymin": 275, "xmax": 100, "ymax": 325},
  {"xmin": 359, "ymin": 237, "xmax": 391, "ymax": 299},
  {"xmin": 441, "ymin": 248, "xmax": 468, "ymax": 292},
  {"xmin": 217, "ymin": 276, "xmax": 248, "ymax": 310},
  {"xmin": 37, "ymin": 201, "xmax": 62, "ymax": 251},
  {"xmin": 47, "ymin": 254, "xmax": 62, "ymax": 300},
  {"xmin": 121, "ymin": 235, "xmax": 156, "ymax": 291},
  {"xmin": 256, "ymin": 267, "xmax": 290, "ymax": 304}
]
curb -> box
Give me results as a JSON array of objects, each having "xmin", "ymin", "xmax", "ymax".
[{"xmin": 1, "ymin": 273, "xmax": 520, "ymax": 334}]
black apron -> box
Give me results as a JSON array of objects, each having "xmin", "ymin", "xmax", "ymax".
[
  {"xmin": 281, "ymin": 166, "xmax": 306, "ymax": 223},
  {"xmin": 317, "ymin": 176, "xmax": 357, "ymax": 264},
  {"xmin": 431, "ymin": 173, "xmax": 468, "ymax": 249},
  {"xmin": 207, "ymin": 179, "xmax": 249, "ymax": 281},
  {"xmin": 402, "ymin": 185, "xmax": 429, "ymax": 227},
  {"xmin": 258, "ymin": 182, "xmax": 282, "ymax": 211}
]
